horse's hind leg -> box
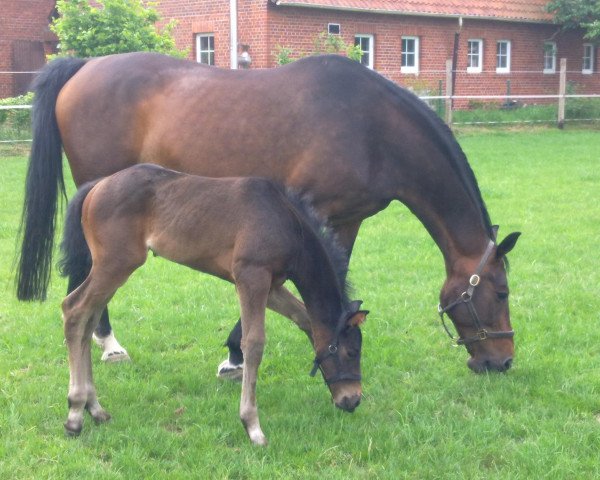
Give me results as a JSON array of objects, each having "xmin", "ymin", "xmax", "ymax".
[
  {"xmin": 66, "ymin": 260, "xmax": 130, "ymax": 363},
  {"xmin": 62, "ymin": 276, "xmax": 112, "ymax": 435},
  {"xmin": 234, "ymin": 266, "xmax": 271, "ymax": 446},
  {"xmin": 62, "ymin": 260, "xmax": 140, "ymax": 435}
]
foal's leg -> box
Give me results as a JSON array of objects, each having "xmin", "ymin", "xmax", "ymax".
[
  {"xmin": 63, "ymin": 276, "xmax": 113, "ymax": 435},
  {"xmin": 234, "ymin": 266, "xmax": 271, "ymax": 446},
  {"xmin": 66, "ymin": 263, "xmax": 130, "ymax": 363},
  {"xmin": 217, "ymin": 285, "xmax": 311, "ymax": 381},
  {"xmin": 217, "ymin": 221, "xmax": 361, "ymax": 379}
]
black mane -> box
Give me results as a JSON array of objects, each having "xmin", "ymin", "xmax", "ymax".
[
  {"xmin": 283, "ymin": 189, "xmax": 352, "ymax": 307},
  {"xmin": 362, "ymin": 64, "xmax": 495, "ymax": 240}
]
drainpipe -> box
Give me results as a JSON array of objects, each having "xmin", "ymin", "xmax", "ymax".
[
  {"xmin": 451, "ymin": 16, "xmax": 462, "ymax": 108},
  {"xmin": 230, "ymin": 0, "xmax": 238, "ymax": 69}
]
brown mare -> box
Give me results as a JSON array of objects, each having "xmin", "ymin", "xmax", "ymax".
[
  {"xmin": 18, "ymin": 52, "xmax": 520, "ymax": 374},
  {"xmin": 59, "ymin": 163, "xmax": 367, "ymax": 444}
]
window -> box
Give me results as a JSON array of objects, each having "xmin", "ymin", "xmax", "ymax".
[
  {"xmin": 355, "ymin": 35, "xmax": 374, "ymax": 69},
  {"xmin": 467, "ymin": 39, "xmax": 483, "ymax": 73},
  {"xmin": 401, "ymin": 36, "xmax": 419, "ymax": 74},
  {"xmin": 583, "ymin": 44, "xmax": 594, "ymax": 74},
  {"xmin": 496, "ymin": 40, "xmax": 511, "ymax": 73},
  {"xmin": 196, "ymin": 34, "xmax": 214, "ymax": 66},
  {"xmin": 328, "ymin": 23, "xmax": 340, "ymax": 35},
  {"xmin": 543, "ymin": 41, "xmax": 556, "ymax": 73}
]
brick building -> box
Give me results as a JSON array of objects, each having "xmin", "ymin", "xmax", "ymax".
[
  {"xmin": 2, "ymin": 0, "xmax": 598, "ymax": 101},
  {"xmin": 0, "ymin": 0, "xmax": 58, "ymax": 97}
]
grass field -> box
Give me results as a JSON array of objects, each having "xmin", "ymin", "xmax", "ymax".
[{"xmin": 1, "ymin": 128, "xmax": 599, "ymax": 479}]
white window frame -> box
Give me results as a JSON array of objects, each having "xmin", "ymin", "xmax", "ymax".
[
  {"xmin": 328, "ymin": 23, "xmax": 340, "ymax": 35},
  {"xmin": 496, "ymin": 40, "xmax": 511, "ymax": 73},
  {"xmin": 196, "ymin": 33, "xmax": 215, "ymax": 66},
  {"xmin": 543, "ymin": 41, "xmax": 556, "ymax": 74},
  {"xmin": 583, "ymin": 43, "xmax": 594, "ymax": 74},
  {"xmin": 467, "ymin": 39, "xmax": 483, "ymax": 73},
  {"xmin": 401, "ymin": 36, "xmax": 420, "ymax": 74},
  {"xmin": 355, "ymin": 34, "xmax": 374, "ymax": 69}
]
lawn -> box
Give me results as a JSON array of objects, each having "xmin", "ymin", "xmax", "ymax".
[{"xmin": 1, "ymin": 128, "xmax": 599, "ymax": 479}]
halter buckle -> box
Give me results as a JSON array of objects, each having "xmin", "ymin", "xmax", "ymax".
[
  {"xmin": 469, "ymin": 274, "xmax": 480, "ymax": 286},
  {"xmin": 477, "ymin": 329, "xmax": 488, "ymax": 340}
]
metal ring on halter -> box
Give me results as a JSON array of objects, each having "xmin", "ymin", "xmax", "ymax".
[{"xmin": 437, "ymin": 240, "xmax": 514, "ymax": 347}]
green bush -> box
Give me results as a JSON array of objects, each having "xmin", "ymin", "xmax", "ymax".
[{"xmin": 0, "ymin": 93, "xmax": 33, "ymax": 135}]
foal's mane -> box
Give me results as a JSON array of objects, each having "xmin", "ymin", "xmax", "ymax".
[{"xmin": 282, "ymin": 189, "xmax": 352, "ymax": 306}]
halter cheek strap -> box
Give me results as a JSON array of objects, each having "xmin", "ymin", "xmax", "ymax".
[
  {"xmin": 309, "ymin": 310, "xmax": 362, "ymax": 385},
  {"xmin": 438, "ymin": 240, "xmax": 515, "ymax": 346}
]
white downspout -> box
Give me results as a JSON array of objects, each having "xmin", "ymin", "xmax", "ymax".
[{"xmin": 230, "ymin": 0, "xmax": 238, "ymax": 69}]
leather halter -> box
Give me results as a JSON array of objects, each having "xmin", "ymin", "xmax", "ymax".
[
  {"xmin": 310, "ymin": 310, "xmax": 362, "ymax": 385},
  {"xmin": 437, "ymin": 240, "xmax": 515, "ymax": 346}
]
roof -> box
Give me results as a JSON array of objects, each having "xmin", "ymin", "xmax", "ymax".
[{"xmin": 270, "ymin": 0, "xmax": 555, "ymax": 24}]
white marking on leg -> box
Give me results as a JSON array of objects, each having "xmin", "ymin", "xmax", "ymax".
[{"xmin": 93, "ymin": 331, "xmax": 130, "ymax": 362}]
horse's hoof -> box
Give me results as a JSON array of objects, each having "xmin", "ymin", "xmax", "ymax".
[
  {"xmin": 101, "ymin": 350, "xmax": 131, "ymax": 363},
  {"xmin": 217, "ymin": 359, "xmax": 243, "ymax": 382},
  {"xmin": 64, "ymin": 420, "xmax": 82, "ymax": 437},
  {"xmin": 90, "ymin": 410, "xmax": 111, "ymax": 425}
]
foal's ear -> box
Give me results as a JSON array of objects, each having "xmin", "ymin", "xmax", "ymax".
[
  {"xmin": 496, "ymin": 232, "xmax": 521, "ymax": 258},
  {"xmin": 347, "ymin": 310, "xmax": 369, "ymax": 327},
  {"xmin": 348, "ymin": 300, "xmax": 363, "ymax": 313}
]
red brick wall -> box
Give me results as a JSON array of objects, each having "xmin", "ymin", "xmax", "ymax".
[
  {"xmin": 0, "ymin": 0, "xmax": 57, "ymax": 97},
  {"xmin": 266, "ymin": 6, "xmax": 599, "ymax": 105}
]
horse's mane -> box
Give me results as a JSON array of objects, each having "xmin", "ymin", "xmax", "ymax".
[
  {"xmin": 282, "ymin": 189, "xmax": 352, "ymax": 307},
  {"xmin": 360, "ymin": 63, "xmax": 495, "ymax": 239}
]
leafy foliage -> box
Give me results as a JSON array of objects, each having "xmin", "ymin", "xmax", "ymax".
[
  {"xmin": 546, "ymin": 0, "xmax": 600, "ymax": 41},
  {"xmin": 0, "ymin": 93, "xmax": 33, "ymax": 134},
  {"xmin": 50, "ymin": 0, "xmax": 186, "ymax": 58},
  {"xmin": 273, "ymin": 31, "xmax": 363, "ymax": 66}
]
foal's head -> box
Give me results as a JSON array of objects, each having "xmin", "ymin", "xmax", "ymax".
[
  {"xmin": 311, "ymin": 300, "xmax": 368, "ymax": 412},
  {"xmin": 439, "ymin": 232, "xmax": 521, "ymax": 373}
]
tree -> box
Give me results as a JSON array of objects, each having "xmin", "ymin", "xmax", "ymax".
[
  {"xmin": 546, "ymin": 0, "xmax": 600, "ymax": 42},
  {"xmin": 51, "ymin": 0, "xmax": 187, "ymax": 58}
]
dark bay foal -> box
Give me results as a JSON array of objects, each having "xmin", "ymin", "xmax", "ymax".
[{"xmin": 59, "ymin": 164, "xmax": 367, "ymax": 445}]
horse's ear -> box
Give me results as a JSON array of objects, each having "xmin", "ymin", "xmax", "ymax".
[
  {"xmin": 348, "ymin": 300, "xmax": 363, "ymax": 313},
  {"xmin": 492, "ymin": 225, "xmax": 499, "ymax": 240},
  {"xmin": 496, "ymin": 232, "xmax": 521, "ymax": 258},
  {"xmin": 347, "ymin": 310, "xmax": 369, "ymax": 327}
]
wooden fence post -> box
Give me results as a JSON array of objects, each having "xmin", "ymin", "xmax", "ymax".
[
  {"xmin": 557, "ymin": 58, "xmax": 567, "ymax": 129},
  {"xmin": 445, "ymin": 59, "xmax": 453, "ymax": 125}
]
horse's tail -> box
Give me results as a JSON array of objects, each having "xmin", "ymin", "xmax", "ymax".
[
  {"xmin": 16, "ymin": 57, "xmax": 87, "ymax": 301},
  {"xmin": 58, "ymin": 181, "xmax": 99, "ymax": 287}
]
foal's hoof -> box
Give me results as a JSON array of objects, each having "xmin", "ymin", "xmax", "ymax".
[
  {"xmin": 90, "ymin": 409, "xmax": 111, "ymax": 425},
  {"xmin": 64, "ymin": 420, "xmax": 83, "ymax": 437},
  {"xmin": 216, "ymin": 359, "xmax": 244, "ymax": 382}
]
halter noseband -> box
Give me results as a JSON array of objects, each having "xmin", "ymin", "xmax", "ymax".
[
  {"xmin": 437, "ymin": 240, "xmax": 515, "ymax": 346},
  {"xmin": 309, "ymin": 310, "xmax": 362, "ymax": 385}
]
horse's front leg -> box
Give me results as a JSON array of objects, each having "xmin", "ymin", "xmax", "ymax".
[{"xmin": 234, "ymin": 266, "xmax": 271, "ymax": 446}]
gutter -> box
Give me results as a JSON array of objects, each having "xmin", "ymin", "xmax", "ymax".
[
  {"xmin": 230, "ymin": 0, "xmax": 238, "ymax": 69},
  {"xmin": 270, "ymin": 1, "xmax": 554, "ymax": 25}
]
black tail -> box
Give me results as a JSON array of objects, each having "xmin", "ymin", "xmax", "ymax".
[
  {"xmin": 58, "ymin": 181, "xmax": 99, "ymax": 287},
  {"xmin": 16, "ymin": 57, "xmax": 87, "ymax": 300}
]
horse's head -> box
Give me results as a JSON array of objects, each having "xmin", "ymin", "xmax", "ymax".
[
  {"xmin": 439, "ymin": 232, "xmax": 521, "ymax": 373},
  {"xmin": 310, "ymin": 300, "xmax": 368, "ymax": 412}
]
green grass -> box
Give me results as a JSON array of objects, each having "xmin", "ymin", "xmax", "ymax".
[{"xmin": 1, "ymin": 128, "xmax": 600, "ymax": 478}]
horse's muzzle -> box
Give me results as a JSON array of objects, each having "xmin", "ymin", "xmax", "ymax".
[
  {"xmin": 468, "ymin": 356, "xmax": 513, "ymax": 373},
  {"xmin": 335, "ymin": 394, "xmax": 361, "ymax": 412}
]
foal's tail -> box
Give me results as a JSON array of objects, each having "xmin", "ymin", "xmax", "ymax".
[
  {"xmin": 58, "ymin": 181, "xmax": 99, "ymax": 286},
  {"xmin": 16, "ymin": 57, "xmax": 87, "ymax": 301}
]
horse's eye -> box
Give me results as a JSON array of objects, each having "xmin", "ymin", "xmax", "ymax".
[
  {"xmin": 346, "ymin": 348, "xmax": 359, "ymax": 359},
  {"xmin": 497, "ymin": 291, "xmax": 509, "ymax": 300}
]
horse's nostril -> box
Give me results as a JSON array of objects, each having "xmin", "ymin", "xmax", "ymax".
[{"xmin": 504, "ymin": 357, "xmax": 513, "ymax": 370}]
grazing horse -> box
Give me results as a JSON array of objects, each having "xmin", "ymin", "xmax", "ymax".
[
  {"xmin": 18, "ymin": 52, "xmax": 520, "ymax": 374},
  {"xmin": 59, "ymin": 163, "xmax": 367, "ymax": 445}
]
